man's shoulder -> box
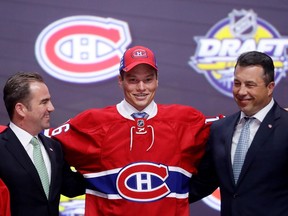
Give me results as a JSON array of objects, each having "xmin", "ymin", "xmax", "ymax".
[
  {"xmin": 158, "ymin": 104, "xmax": 205, "ymax": 115},
  {"xmin": 0, "ymin": 126, "xmax": 11, "ymax": 142},
  {"xmin": 73, "ymin": 105, "xmax": 119, "ymax": 122},
  {"xmin": 0, "ymin": 126, "xmax": 9, "ymax": 146},
  {"xmin": 156, "ymin": 104, "xmax": 207, "ymax": 125},
  {"xmin": 0, "ymin": 125, "xmax": 8, "ymax": 134},
  {"xmin": 157, "ymin": 104, "xmax": 226, "ymax": 124},
  {"xmin": 47, "ymin": 105, "xmax": 121, "ymax": 137},
  {"xmin": 209, "ymin": 112, "xmax": 238, "ymax": 128}
]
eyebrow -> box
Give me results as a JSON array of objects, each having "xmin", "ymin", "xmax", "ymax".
[{"xmin": 40, "ymin": 98, "xmax": 50, "ymax": 103}]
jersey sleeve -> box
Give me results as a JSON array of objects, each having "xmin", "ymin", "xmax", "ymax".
[
  {"xmin": 186, "ymin": 113, "xmax": 225, "ymax": 174},
  {"xmin": 183, "ymin": 108, "xmax": 211, "ymax": 174},
  {"xmin": 0, "ymin": 179, "xmax": 10, "ymax": 216},
  {"xmin": 50, "ymin": 110, "xmax": 103, "ymax": 173}
]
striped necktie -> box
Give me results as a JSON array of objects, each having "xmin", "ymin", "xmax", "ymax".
[
  {"xmin": 233, "ymin": 117, "xmax": 254, "ymax": 183},
  {"xmin": 30, "ymin": 137, "xmax": 50, "ymax": 198}
]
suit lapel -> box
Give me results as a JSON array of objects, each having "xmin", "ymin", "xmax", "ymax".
[
  {"xmin": 3, "ymin": 128, "xmax": 44, "ymax": 191},
  {"xmin": 237, "ymin": 103, "xmax": 280, "ymax": 184}
]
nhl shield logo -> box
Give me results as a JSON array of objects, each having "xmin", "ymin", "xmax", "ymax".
[
  {"xmin": 137, "ymin": 119, "xmax": 145, "ymax": 127},
  {"xmin": 229, "ymin": 9, "xmax": 257, "ymax": 38},
  {"xmin": 134, "ymin": 119, "xmax": 147, "ymax": 135}
]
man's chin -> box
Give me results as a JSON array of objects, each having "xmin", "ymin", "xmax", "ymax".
[
  {"xmin": 237, "ymin": 100, "xmax": 250, "ymax": 108},
  {"xmin": 42, "ymin": 123, "xmax": 50, "ymax": 130}
]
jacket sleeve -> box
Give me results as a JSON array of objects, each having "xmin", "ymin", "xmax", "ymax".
[
  {"xmin": 60, "ymin": 161, "xmax": 86, "ymax": 198},
  {"xmin": 40, "ymin": 133, "xmax": 86, "ymax": 198}
]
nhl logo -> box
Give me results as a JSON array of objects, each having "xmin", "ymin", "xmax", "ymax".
[
  {"xmin": 137, "ymin": 119, "xmax": 145, "ymax": 127},
  {"xmin": 134, "ymin": 119, "xmax": 148, "ymax": 135},
  {"xmin": 229, "ymin": 9, "xmax": 257, "ymax": 38}
]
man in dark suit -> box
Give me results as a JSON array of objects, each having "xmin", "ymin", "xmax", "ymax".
[
  {"xmin": 189, "ymin": 51, "xmax": 288, "ymax": 215},
  {"xmin": 0, "ymin": 72, "xmax": 85, "ymax": 216}
]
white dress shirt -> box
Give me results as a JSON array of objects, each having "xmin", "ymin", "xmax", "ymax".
[
  {"xmin": 9, "ymin": 122, "xmax": 51, "ymax": 182},
  {"xmin": 231, "ymin": 99, "xmax": 274, "ymax": 164}
]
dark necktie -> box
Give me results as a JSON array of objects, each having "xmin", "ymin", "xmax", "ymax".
[{"xmin": 233, "ymin": 117, "xmax": 254, "ymax": 183}]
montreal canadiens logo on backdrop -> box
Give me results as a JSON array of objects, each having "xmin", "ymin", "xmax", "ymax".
[
  {"xmin": 35, "ymin": 16, "xmax": 131, "ymax": 83},
  {"xmin": 116, "ymin": 162, "xmax": 170, "ymax": 202},
  {"xmin": 189, "ymin": 9, "xmax": 288, "ymax": 97}
]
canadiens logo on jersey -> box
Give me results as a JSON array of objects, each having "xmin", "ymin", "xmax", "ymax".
[
  {"xmin": 117, "ymin": 162, "xmax": 170, "ymax": 202},
  {"xmin": 84, "ymin": 162, "xmax": 192, "ymax": 202}
]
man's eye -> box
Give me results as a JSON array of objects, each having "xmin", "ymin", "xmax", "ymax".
[
  {"xmin": 40, "ymin": 100, "xmax": 48, "ymax": 105},
  {"xmin": 246, "ymin": 84, "xmax": 256, "ymax": 88},
  {"xmin": 128, "ymin": 78, "xmax": 138, "ymax": 83}
]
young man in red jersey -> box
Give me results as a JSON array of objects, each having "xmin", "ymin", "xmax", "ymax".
[{"xmin": 51, "ymin": 46, "xmax": 210, "ymax": 216}]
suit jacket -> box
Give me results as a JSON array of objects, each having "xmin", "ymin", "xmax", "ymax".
[
  {"xmin": 0, "ymin": 127, "xmax": 85, "ymax": 216},
  {"xmin": 189, "ymin": 102, "xmax": 288, "ymax": 216}
]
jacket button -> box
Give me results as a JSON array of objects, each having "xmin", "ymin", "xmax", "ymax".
[{"xmin": 233, "ymin": 193, "xmax": 238, "ymax": 198}]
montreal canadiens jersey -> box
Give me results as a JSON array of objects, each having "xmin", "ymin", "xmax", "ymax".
[{"xmin": 51, "ymin": 104, "xmax": 210, "ymax": 216}]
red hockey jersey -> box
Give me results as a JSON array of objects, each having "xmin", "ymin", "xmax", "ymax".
[
  {"xmin": 0, "ymin": 126, "xmax": 10, "ymax": 216},
  {"xmin": 51, "ymin": 104, "xmax": 210, "ymax": 216}
]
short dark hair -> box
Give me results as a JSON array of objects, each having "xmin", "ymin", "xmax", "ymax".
[
  {"xmin": 235, "ymin": 51, "xmax": 274, "ymax": 85},
  {"xmin": 3, "ymin": 72, "xmax": 44, "ymax": 119}
]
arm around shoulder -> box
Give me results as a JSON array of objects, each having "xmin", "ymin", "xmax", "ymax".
[{"xmin": 60, "ymin": 161, "xmax": 86, "ymax": 198}]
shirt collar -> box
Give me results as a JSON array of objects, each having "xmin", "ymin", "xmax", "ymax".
[
  {"xmin": 116, "ymin": 99, "xmax": 158, "ymax": 120},
  {"xmin": 9, "ymin": 122, "xmax": 35, "ymax": 148},
  {"xmin": 239, "ymin": 98, "xmax": 274, "ymax": 123}
]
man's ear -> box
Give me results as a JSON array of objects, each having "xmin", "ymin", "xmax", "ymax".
[
  {"xmin": 15, "ymin": 102, "xmax": 27, "ymax": 118},
  {"xmin": 118, "ymin": 75, "xmax": 123, "ymax": 89},
  {"xmin": 267, "ymin": 81, "xmax": 275, "ymax": 97}
]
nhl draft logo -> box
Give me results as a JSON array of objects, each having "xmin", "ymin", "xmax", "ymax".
[
  {"xmin": 35, "ymin": 16, "xmax": 131, "ymax": 83},
  {"xmin": 189, "ymin": 9, "xmax": 288, "ymax": 97}
]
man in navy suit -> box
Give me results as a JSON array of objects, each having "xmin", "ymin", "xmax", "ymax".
[
  {"xmin": 189, "ymin": 51, "xmax": 288, "ymax": 215},
  {"xmin": 0, "ymin": 72, "xmax": 85, "ymax": 216}
]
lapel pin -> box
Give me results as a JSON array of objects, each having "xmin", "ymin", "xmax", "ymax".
[
  {"xmin": 49, "ymin": 148, "xmax": 53, "ymax": 152},
  {"xmin": 268, "ymin": 124, "xmax": 272, "ymax": 128}
]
